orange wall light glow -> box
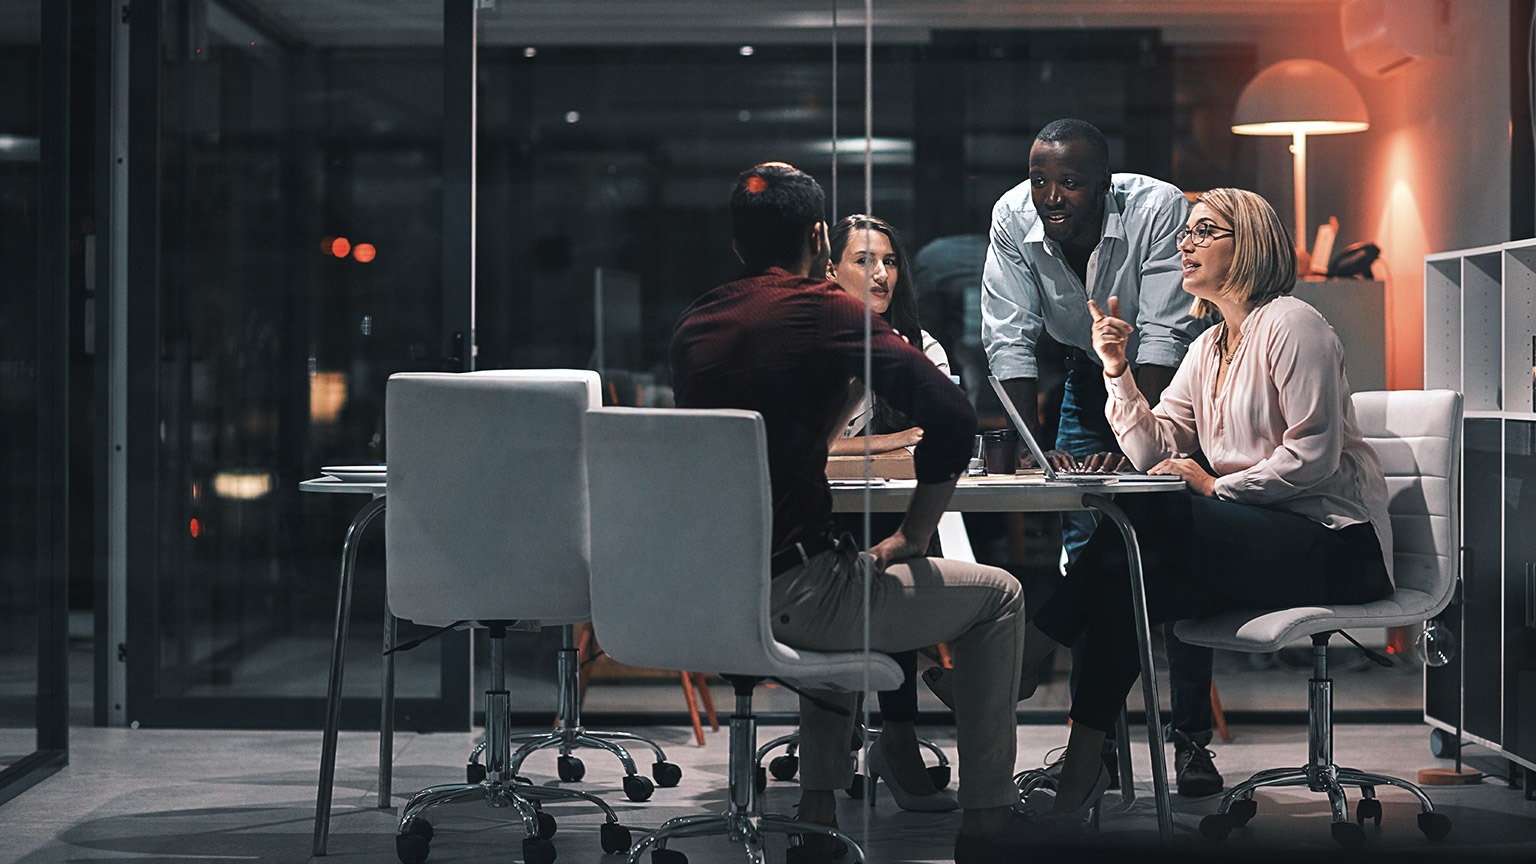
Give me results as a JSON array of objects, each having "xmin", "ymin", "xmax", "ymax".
[
  {"xmin": 330, "ymin": 237, "xmax": 351, "ymax": 257},
  {"xmin": 353, "ymin": 243, "xmax": 376, "ymax": 263}
]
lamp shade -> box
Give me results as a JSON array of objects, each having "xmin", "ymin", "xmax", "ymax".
[{"xmin": 1231, "ymin": 59, "xmax": 1369, "ymax": 136}]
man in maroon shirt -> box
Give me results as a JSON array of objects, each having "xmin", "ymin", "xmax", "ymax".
[{"xmin": 671, "ymin": 163, "xmax": 1033, "ymax": 862}]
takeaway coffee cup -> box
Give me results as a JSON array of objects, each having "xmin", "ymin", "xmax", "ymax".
[{"xmin": 982, "ymin": 429, "xmax": 1021, "ymax": 475}]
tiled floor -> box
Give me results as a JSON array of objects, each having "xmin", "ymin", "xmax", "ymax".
[{"xmin": 3, "ymin": 720, "xmax": 1534, "ymax": 864}]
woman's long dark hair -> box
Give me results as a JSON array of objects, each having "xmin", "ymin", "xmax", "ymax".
[{"xmin": 828, "ymin": 214, "xmax": 925, "ymax": 434}]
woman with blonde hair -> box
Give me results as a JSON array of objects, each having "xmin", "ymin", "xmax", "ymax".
[{"xmin": 1010, "ymin": 188, "xmax": 1395, "ymax": 828}]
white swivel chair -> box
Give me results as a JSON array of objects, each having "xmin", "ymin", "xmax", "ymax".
[
  {"xmin": 1176, "ymin": 389, "xmax": 1461, "ymax": 847},
  {"xmin": 385, "ymin": 371, "xmax": 632, "ymax": 864},
  {"xmin": 586, "ymin": 407, "xmax": 904, "ymax": 864}
]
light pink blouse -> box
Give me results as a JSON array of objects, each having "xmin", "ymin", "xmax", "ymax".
[{"xmin": 1104, "ymin": 295, "xmax": 1393, "ymax": 581}]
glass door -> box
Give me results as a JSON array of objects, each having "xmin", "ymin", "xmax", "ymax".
[
  {"xmin": 109, "ymin": 0, "xmax": 473, "ymax": 729},
  {"xmin": 0, "ymin": 0, "xmax": 68, "ymax": 799}
]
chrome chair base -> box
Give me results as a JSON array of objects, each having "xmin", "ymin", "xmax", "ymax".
[
  {"xmin": 395, "ymin": 630, "xmax": 633, "ymax": 864},
  {"xmin": 755, "ymin": 725, "xmax": 952, "ymax": 796},
  {"xmin": 1199, "ymin": 633, "xmax": 1451, "ymax": 847},
  {"xmin": 629, "ymin": 678, "xmax": 870, "ymax": 864},
  {"xmin": 467, "ymin": 625, "xmax": 679, "ymax": 801}
]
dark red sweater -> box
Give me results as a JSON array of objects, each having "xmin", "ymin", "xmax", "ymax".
[{"xmin": 671, "ymin": 267, "xmax": 976, "ymax": 551}]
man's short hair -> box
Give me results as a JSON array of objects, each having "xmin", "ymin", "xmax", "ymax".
[
  {"xmin": 730, "ymin": 163, "xmax": 825, "ymax": 272},
  {"xmin": 1035, "ymin": 118, "xmax": 1110, "ymax": 179}
]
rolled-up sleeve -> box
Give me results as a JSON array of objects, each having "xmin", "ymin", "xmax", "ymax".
[
  {"xmin": 1132, "ymin": 192, "xmax": 1198, "ymax": 370},
  {"xmin": 1105, "ymin": 361, "xmax": 1200, "ymax": 471},
  {"xmin": 1211, "ymin": 312, "xmax": 1347, "ymax": 502},
  {"xmin": 981, "ymin": 203, "xmax": 1043, "ymax": 381}
]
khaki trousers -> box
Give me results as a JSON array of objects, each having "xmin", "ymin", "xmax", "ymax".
[{"xmin": 769, "ymin": 545, "xmax": 1025, "ymax": 810}]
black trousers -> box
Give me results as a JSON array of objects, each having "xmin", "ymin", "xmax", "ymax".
[{"xmin": 1033, "ymin": 490, "xmax": 1392, "ymax": 733}]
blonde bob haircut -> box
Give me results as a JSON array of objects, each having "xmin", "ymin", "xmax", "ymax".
[{"xmin": 1188, "ymin": 187, "xmax": 1296, "ymax": 320}]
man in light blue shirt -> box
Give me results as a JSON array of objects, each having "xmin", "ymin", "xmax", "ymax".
[{"xmin": 979, "ymin": 118, "xmax": 1222, "ymax": 798}]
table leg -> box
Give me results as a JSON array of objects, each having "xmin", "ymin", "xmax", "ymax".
[
  {"xmin": 312, "ymin": 495, "xmax": 387, "ymax": 857},
  {"xmin": 1083, "ymin": 493, "xmax": 1172, "ymax": 843},
  {"xmin": 379, "ymin": 612, "xmax": 397, "ymax": 808}
]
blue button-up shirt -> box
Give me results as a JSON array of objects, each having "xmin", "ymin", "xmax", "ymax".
[{"xmin": 981, "ymin": 173, "xmax": 1205, "ymax": 380}]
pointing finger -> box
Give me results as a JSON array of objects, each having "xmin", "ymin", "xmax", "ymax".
[
  {"xmin": 1108, "ymin": 296, "xmax": 1121, "ymax": 319},
  {"xmin": 1087, "ymin": 299, "xmax": 1105, "ymax": 322}
]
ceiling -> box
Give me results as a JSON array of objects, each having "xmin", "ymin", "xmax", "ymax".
[
  {"xmin": 0, "ymin": 1, "xmax": 1343, "ymax": 49},
  {"xmin": 215, "ymin": 0, "xmax": 1340, "ymax": 48}
]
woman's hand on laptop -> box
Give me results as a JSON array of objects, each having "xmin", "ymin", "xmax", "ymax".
[{"xmin": 1149, "ymin": 457, "xmax": 1215, "ymax": 496}]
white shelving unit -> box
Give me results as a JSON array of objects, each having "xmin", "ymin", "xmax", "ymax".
[{"xmin": 1423, "ymin": 239, "xmax": 1536, "ymax": 776}]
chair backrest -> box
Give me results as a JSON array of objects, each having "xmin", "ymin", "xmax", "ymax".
[
  {"xmin": 1351, "ymin": 389, "xmax": 1462, "ymax": 612},
  {"xmin": 585, "ymin": 407, "xmax": 782, "ymax": 675},
  {"xmin": 384, "ymin": 369, "xmax": 600, "ymax": 626}
]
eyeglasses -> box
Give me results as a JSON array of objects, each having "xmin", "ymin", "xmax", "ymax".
[{"xmin": 1175, "ymin": 224, "xmax": 1235, "ymax": 247}]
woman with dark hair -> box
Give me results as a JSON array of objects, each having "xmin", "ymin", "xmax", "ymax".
[
  {"xmin": 827, "ymin": 214, "xmax": 951, "ymax": 456},
  {"xmin": 824, "ymin": 214, "xmax": 960, "ymax": 813}
]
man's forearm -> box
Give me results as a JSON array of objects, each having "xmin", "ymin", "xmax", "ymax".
[
  {"xmin": 899, "ymin": 478, "xmax": 957, "ymax": 550},
  {"xmin": 1000, "ymin": 377, "xmax": 1040, "ymax": 437},
  {"xmin": 1133, "ymin": 364, "xmax": 1177, "ymax": 409}
]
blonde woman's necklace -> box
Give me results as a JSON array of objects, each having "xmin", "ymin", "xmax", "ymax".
[{"xmin": 1220, "ymin": 325, "xmax": 1244, "ymax": 364}]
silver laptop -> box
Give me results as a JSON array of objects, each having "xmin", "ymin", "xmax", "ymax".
[{"xmin": 988, "ymin": 375, "xmax": 1185, "ymax": 485}]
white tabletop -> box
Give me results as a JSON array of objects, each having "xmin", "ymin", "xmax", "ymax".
[
  {"xmin": 830, "ymin": 474, "xmax": 1183, "ymax": 513},
  {"xmin": 300, "ymin": 477, "xmax": 387, "ymax": 495}
]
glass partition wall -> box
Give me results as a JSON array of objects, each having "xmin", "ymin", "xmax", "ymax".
[
  {"xmin": 102, "ymin": 0, "xmax": 1419, "ymax": 733},
  {"xmin": 0, "ymin": 0, "xmax": 69, "ymax": 802}
]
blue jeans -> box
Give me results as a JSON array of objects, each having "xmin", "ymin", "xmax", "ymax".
[{"xmin": 1055, "ymin": 360, "xmax": 1215, "ymax": 746}]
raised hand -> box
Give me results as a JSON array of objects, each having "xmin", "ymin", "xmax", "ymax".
[{"xmin": 1087, "ymin": 296, "xmax": 1134, "ymax": 378}]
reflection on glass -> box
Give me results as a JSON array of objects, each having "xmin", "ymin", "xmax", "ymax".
[{"xmin": 0, "ymin": 0, "xmax": 41, "ymax": 765}]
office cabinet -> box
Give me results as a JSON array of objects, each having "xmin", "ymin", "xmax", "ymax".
[{"xmin": 1422, "ymin": 240, "xmax": 1536, "ymax": 772}]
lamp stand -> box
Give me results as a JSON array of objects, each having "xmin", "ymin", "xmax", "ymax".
[{"xmin": 1290, "ymin": 130, "xmax": 1308, "ymax": 258}]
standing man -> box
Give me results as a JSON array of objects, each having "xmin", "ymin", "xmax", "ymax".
[
  {"xmin": 980, "ymin": 118, "xmax": 1223, "ymax": 797},
  {"xmin": 672, "ymin": 162, "xmax": 1034, "ymax": 861}
]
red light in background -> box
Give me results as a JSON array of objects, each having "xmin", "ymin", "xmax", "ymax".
[
  {"xmin": 189, "ymin": 518, "xmax": 201, "ymax": 538},
  {"xmin": 353, "ymin": 243, "xmax": 376, "ymax": 263},
  {"xmin": 320, "ymin": 236, "xmax": 335, "ymax": 254},
  {"xmin": 331, "ymin": 237, "xmax": 351, "ymax": 257}
]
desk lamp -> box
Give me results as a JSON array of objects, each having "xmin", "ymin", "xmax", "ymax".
[{"xmin": 1232, "ymin": 59, "xmax": 1369, "ymax": 262}]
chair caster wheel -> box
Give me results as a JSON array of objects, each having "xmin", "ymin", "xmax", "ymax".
[
  {"xmin": 1356, "ymin": 797, "xmax": 1382, "ymax": 826},
  {"xmin": 535, "ymin": 810, "xmax": 557, "ymax": 839},
  {"xmin": 1429, "ymin": 727, "xmax": 1459, "ymax": 759},
  {"xmin": 652, "ymin": 849, "xmax": 688, "ymax": 864},
  {"xmin": 1418, "ymin": 811, "xmax": 1452, "ymax": 841},
  {"xmin": 788, "ymin": 833, "xmax": 847, "ymax": 862},
  {"xmin": 624, "ymin": 773, "xmax": 655, "ymax": 802},
  {"xmin": 1227, "ymin": 798, "xmax": 1257, "ymax": 827},
  {"xmin": 557, "ymin": 755, "xmax": 585, "ymax": 782},
  {"xmin": 755, "ymin": 766, "xmax": 767, "ymax": 793},
  {"xmin": 926, "ymin": 765, "xmax": 951, "ymax": 790},
  {"xmin": 769, "ymin": 754, "xmax": 800, "ymax": 781},
  {"xmin": 1331, "ymin": 821, "xmax": 1366, "ymax": 847},
  {"xmin": 521, "ymin": 836, "xmax": 557, "ymax": 864},
  {"xmin": 600, "ymin": 822, "xmax": 631, "ymax": 854},
  {"xmin": 652, "ymin": 761, "xmax": 683, "ymax": 787},
  {"xmin": 396, "ymin": 817, "xmax": 433, "ymax": 864},
  {"xmin": 1199, "ymin": 813, "xmax": 1233, "ymax": 841},
  {"xmin": 466, "ymin": 762, "xmax": 486, "ymax": 784}
]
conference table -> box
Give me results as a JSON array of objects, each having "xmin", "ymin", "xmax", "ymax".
[
  {"xmin": 303, "ymin": 471, "xmax": 1181, "ymax": 854},
  {"xmin": 831, "ymin": 473, "xmax": 1181, "ymax": 841}
]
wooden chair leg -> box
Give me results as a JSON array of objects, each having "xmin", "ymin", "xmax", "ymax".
[
  {"xmin": 692, "ymin": 672, "xmax": 720, "ymax": 731},
  {"xmin": 1210, "ymin": 680, "xmax": 1232, "ymax": 743},
  {"xmin": 935, "ymin": 642, "xmax": 954, "ymax": 670},
  {"xmin": 575, "ymin": 623, "xmax": 595, "ymax": 705},
  {"xmin": 680, "ymin": 671, "xmax": 706, "ymax": 746}
]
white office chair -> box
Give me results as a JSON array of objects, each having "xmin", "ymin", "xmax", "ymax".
[
  {"xmin": 586, "ymin": 407, "xmax": 904, "ymax": 864},
  {"xmin": 1176, "ymin": 389, "xmax": 1461, "ymax": 847},
  {"xmin": 385, "ymin": 371, "xmax": 632, "ymax": 864}
]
